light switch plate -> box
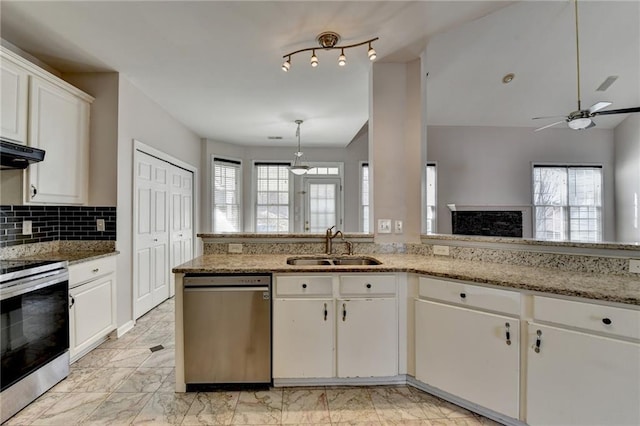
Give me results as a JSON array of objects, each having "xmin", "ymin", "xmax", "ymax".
[
  {"xmin": 22, "ymin": 220, "xmax": 32, "ymax": 235},
  {"xmin": 228, "ymin": 243, "xmax": 243, "ymax": 254},
  {"xmin": 377, "ymin": 219, "xmax": 391, "ymax": 233},
  {"xmin": 433, "ymin": 245, "xmax": 450, "ymax": 256},
  {"xmin": 629, "ymin": 259, "xmax": 640, "ymax": 274},
  {"xmin": 394, "ymin": 220, "xmax": 403, "ymax": 234},
  {"xmin": 96, "ymin": 219, "xmax": 106, "ymax": 232}
]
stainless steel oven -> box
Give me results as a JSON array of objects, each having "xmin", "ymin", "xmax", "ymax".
[{"xmin": 1, "ymin": 260, "xmax": 69, "ymax": 424}]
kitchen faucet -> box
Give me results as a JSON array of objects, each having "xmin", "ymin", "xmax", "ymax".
[
  {"xmin": 325, "ymin": 226, "xmax": 342, "ymax": 254},
  {"xmin": 325, "ymin": 226, "xmax": 353, "ymax": 255}
]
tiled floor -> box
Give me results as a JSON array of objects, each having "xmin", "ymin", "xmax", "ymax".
[{"xmin": 6, "ymin": 298, "xmax": 501, "ymax": 425}]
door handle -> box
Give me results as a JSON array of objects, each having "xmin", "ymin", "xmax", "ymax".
[
  {"xmin": 69, "ymin": 295, "xmax": 75, "ymax": 308},
  {"xmin": 342, "ymin": 303, "xmax": 347, "ymax": 322},
  {"xmin": 534, "ymin": 329, "xmax": 542, "ymax": 353},
  {"xmin": 31, "ymin": 184, "xmax": 37, "ymax": 198},
  {"xmin": 323, "ymin": 303, "xmax": 328, "ymax": 321},
  {"xmin": 505, "ymin": 322, "xmax": 511, "ymax": 345}
]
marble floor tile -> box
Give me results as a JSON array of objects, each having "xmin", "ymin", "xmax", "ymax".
[
  {"xmin": 369, "ymin": 386, "xmax": 429, "ymax": 422},
  {"xmin": 31, "ymin": 392, "xmax": 108, "ymax": 425},
  {"xmin": 106, "ymin": 348, "xmax": 152, "ymax": 368},
  {"xmin": 73, "ymin": 367, "xmax": 135, "ymax": 393},
  {"xmin": 429, "ymin": 418, "xmax": 484, "ymax": 426},
  {"xmin": 182, "ymin": 391, "xmax": 240, "ymax": 425},
  {"xmin": 326, "ymin": 387, "xmax": 380, "ymax": 424},
  {"xmin": 47, "ymin": 367, "xmax": 97, "ymax": 393},
  {"xmin": 131, "ymin": 391, "xmax": 196, "ymax": 425},
  {"xmin": 231, "ymin": 389, "xmax": 284, "ymax": 425},
  {"xmin": 83, "ymin": 392, "xmax": 152, "ymax": 425},
  {"xmin": 114, "ymin": 367, "xmax": 173, "ymax": 393},
  {"xmin": 72, "ymin": 348, "xmax": 119, "ymax": 368},
  {"xmin": 140, "ymin": 344, "xmax": 175, "ymax": 368},
  {"xmin": 4, "ymin": 393, "xmax": 67, "ymax": 425},
  {"xmin": 156, "ymin": 368, "xmax": 177, "ymax": 393},
  {"xmin": 281, "ymin": 388, "xmax": 331, "ymax": 424}
]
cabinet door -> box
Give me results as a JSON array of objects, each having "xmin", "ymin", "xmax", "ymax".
[
  {"xmin": 27, "ymin": 76, "xmax": 89, "ymax": 204},
  {"xmin": 273, "ymin": 298, "xmax": 334, "ymax": 378},
  {"xmin": 526, "ymin": 322, "xmax": 640, "ymax": 426},
  {"xmin": 0, "ymin": 58, "xmax": 28, "ymax": 143},
  {"xmin": 69, "ymin": 274, "xmax": 117, "ymax": 361},
  {"xmin": 415, "ymin": 299, "xmax": 519, "ymax": 418},
  {"xmin": 337, "ymin": 298, "xmax": 398, "ymax": 378}
]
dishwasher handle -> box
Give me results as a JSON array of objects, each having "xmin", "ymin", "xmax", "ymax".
[{"xmin": 184, "ymin": 285, "xmax": 269, "ymax": 292}]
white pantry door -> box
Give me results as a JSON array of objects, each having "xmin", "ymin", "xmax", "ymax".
[
  {"xmin": 169, "ymin": 166, "xmax": 194, "ymax": 297},
  {"xmin": 134, "ymin": 151, "xmax": 170, "ymax": 318}
]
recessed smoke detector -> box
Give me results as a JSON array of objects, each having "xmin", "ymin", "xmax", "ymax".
[
  {"xmin": 596, "ymin": 75, "xmax": 618, "ymax": 92},
  {"xmin": 502, "ymin": 73, "xmax": 515, "ymax": 84},
  {"xmin": 267, "ymin": 136, "xmax": 283, "ymax": 140}
]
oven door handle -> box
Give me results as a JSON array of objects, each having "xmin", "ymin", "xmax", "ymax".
[{"xmin": 0, "ymin": 269, "xmax": 69, "ymax": 301}]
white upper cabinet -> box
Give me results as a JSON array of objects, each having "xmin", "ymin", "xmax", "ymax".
[
  {"xmin": 0, "ymin": 58, "xmax": 29, "ymax": 144},
  {"xmin": 27, "ymin": 75, "xmax": 90, "ymax": 204}
]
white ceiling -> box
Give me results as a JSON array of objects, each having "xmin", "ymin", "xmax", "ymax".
[{"xmin": 1, "ymin": 1, "xmax": 638, "ymax": 148}]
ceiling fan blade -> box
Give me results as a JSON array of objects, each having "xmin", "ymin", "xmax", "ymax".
[
  {"xmin": 593, "ymin": 106, "xmax": 640, "ymax": 116},
  {"xmin": 588, "ymin": 101, "xmax": 612, "ymax": 114},
  {"xmin": 532, "ymin": 115, "xmax": 566, "ymax": 120},
  {"xmin": 534, "ymin": 121, "xmax": 565, "ymax": 132}
]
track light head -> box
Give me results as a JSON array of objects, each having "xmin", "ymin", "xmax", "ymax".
[
  {"xmin": 282, "ymin": 57, "xmax": 291, "ymax": 72},
  {"xmin": 368, "ymin": 43, "xmax": 377, "ymax": 61},
  {"xmin": 338, "ymin": 49, "xmax": 346, "ymax": 66},
  {"xmin": 310, "ymin": 50, "xmax": 318, "ymax": 67}
]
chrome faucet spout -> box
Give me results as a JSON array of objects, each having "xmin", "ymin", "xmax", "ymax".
[{"xmin": 325, "ymin": 226, "xmax": 343, "ymax": 255}]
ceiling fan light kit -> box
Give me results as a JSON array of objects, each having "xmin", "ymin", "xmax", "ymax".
[
  {"xmin": 281, "ymin": 31, "xmax": 378, "ymax": 71},
  {"xmin": 533, "ymin": 0, "xmax": 640, "ymax": 132}
]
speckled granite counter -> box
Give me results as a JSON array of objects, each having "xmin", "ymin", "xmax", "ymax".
[
  {"xmin": 173, "ymin": 254, "xmax": 640, "ymax": 306},
  {"xmin": 10, "ymin": 250, "xmax": 118, "ymax": 265}
]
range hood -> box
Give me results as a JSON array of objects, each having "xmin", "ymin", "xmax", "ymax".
[{"xmin": 0, "ymin": 139, "xmax": 45, "ymax": 169}]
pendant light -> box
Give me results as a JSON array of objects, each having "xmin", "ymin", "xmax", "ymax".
[{"xmin": 288, "ymin": 120, "xmax": 313, "ymax": 175}]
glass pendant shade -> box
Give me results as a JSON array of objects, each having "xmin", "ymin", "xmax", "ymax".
[{"xmin": 288, "ymin": 120, "xmax": 313, "ymax": 175}]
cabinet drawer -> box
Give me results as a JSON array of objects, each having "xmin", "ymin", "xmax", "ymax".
[
  {"xmin": 69, "ymin": 256, "xmax": 116, "ymax": 287},
  {"xmin": 276, "ymin": 275, "xmax": 333, "ymax": 297},
  {"xmin": 533, "ymin": 296, "xmax": 640, "ymax": 340},
  {"xmin": 419, "ymin": 277, "xmax": 520, "ymax": 316},
  {"xmin": 339, "ymin": 275, "xmax": 396, "ymax": 297}
]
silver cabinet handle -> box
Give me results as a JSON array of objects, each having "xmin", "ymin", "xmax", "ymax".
[
  {"xmin": 505, "ymin": 322, "xmax": 511, "ymax": 345},
  {"xmin": 69, "ymin": 295, "xmax": 75, "ymax": 308},
  {"xmin": 92, "ymin": 268, "xmax": 99, "ymax": 273},
  {"xmin": 342, "ymin": 303, "xmax": 347, "ymax": 322},
  {"xmin": 323, "ymin": 303, "xmax": 328, "ymax": 321},
  {"xmin": 534, "ymin": 329, "xmax": 542, "ymax": 353},
  {"xmin": 153, "ymin": 238, "xmax": 158, "ymax": 242},
  {"xmin": 31, "ymin": 184, "xmax": 37, "ymax": 198}
]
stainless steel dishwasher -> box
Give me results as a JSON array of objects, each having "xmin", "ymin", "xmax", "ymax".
[{"xmin": 183, "ymin": 274, "xmax": 271, "ymax": 390}]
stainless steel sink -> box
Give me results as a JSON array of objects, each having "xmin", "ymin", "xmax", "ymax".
[
  {"xmin": 332, "ymin": 257, "xmax": 382, "ymax": 265},
  {"xmin": 286, "ymin": 256, "xmax": 381, "ymax": 266},
  {"xmin": 286, "ymin": 258, "xmax": 332, "ymax": 265}
]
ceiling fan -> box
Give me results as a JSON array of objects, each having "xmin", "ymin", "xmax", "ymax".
[{"xmin": 533, "ymin": 0, "xmax": 640, "ymax": 131}]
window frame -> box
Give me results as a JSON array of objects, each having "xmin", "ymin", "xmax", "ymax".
[
  {"xmin": 531, "ymin": 163, "xmax": 603, "ymax": 242},
  {"xmin": 360, "ymin": 161, "xmax": 370, "ymax": 233},
  {"xmin": 252, "ymin": 161, "xmax": 293, "ymax": 233},
  {"xmin": 424, "ymin": 162, "xmax": 437, "ymax": 234},
  {"xmin": 212, "ymin": 156, "xmax": 243, "ymax": 233}
]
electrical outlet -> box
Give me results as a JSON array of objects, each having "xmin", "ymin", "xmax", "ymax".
[
  {"xmin": 394, "ymin": 220, "xmax": 403, "ymax": 234},
  {"xmin": 377, "ymin": 219, "xmax": 391, "ymax": 233},
  {"xmin": 228, "ymin": 243, "xmax": 243, "ymax": 254},
  {"xmin": 22, "ymin": 220, "xmax": 32, "ymax": 235},
  {"xmin": 96, "ymin": 219, "xmax": 105, "ymax": 232},
  {"xmin": 629, "ymin": 259, "xmax": 640, "ymax": 274},
  {"xmin": 433, "ymin": 245, "xmax": 450, "ymax": 256}
]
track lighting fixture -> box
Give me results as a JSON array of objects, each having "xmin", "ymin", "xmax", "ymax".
[{"xmin": 281, "ymin": 31, "xmax": 379, "ymax": 72}]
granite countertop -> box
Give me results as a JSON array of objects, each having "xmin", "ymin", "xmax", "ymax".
[
  {"xmin": 18, "ymin": 250, "xmax": 119, "ymax": 265},
  {"xmin": 173, "ymin": 253, "xmax": 640, "ymax": 306}
]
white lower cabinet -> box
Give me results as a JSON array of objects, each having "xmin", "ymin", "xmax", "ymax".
[
  {"xmin": 69, "ymin": 257, "xmax": 117, "ymax": 362},
  {"xmin": 415, "ymin": 299, "xmax": 520, "ymax": 418},
  {"xmin": 273, "ymin": 273, "xmax": 398, "ymax": 380},
  {"xmin": 337, "ymin": 297, "xmax": 397, "ymax": 377},
  {"xmin": 526, "ymin": 297, "xmax": 640, "ymax": 426},
  {"xmin": 273, "ymin": 298, "xmax": 334, "ymax": 378}
]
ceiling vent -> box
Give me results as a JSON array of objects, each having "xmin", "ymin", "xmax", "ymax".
[{"xmin": 596, "ymin": 76, "xmax": 618, "ymax": 92}]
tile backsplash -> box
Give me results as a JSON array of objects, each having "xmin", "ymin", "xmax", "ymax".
[{"xmin": 0, "ymin": 205, "xmax": 116, "ymax": 247}]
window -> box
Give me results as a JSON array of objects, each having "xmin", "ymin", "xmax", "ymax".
[
  {"xmin": 425, "ymin": 163, "xmax": 437, "ymax": 234},
  {"xmin": 533, "ymin": 165, "xmax": 602, "ymax": 242},
  {"xmin": 213, "ymin": 158, "xmax": 241, "ymax": 232},
  {"xmin": 361, "ymin": 162, "xmax": 369, "ymax": 232},
  {"xmin": 255, "ymin": 163, "xmax": 290, "ymax": 232}
]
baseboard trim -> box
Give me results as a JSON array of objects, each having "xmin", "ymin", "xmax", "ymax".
[
  {"xmin": 117, "ymin": 320, "xmax": 135, "ymax": 337},
  {"xmin": 406, "ymin": 376, "xmax": 526, "ymax": 426},
  {"xmin": 274, "ymin": 375, "xmax": 407, "ymax": 387}
]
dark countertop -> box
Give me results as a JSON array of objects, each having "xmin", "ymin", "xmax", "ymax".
[
  {"xmin": 19, "ymin": 250, "xmax": 119, "ymax": 265},
  {"xmin": 173, "ymin": 253, "xmax": 640, "ymax": 306}
]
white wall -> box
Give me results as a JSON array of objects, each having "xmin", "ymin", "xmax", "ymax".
[
  {"xmin": 614, "ymin": 114, "xmax": 640, "ymax": 242},
  {"xmin": 62, "ymin": 72, "xmax": 119, "ymax": 206},
  {"xmin": 203, "ymin": 137, "xmax": 368, "ymax": 233},
  {"xmin": 369, "ymin": 61, "xmax": 423, "ymax": 243},
  {"xmin": 116, "ymin": 76, "xmax": 201, "ymax": 328},
  {"xmin": 427, "ymin": 126, "xmax": 616, "ymax": 240}
]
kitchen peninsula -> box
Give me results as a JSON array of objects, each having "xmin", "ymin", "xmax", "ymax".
[{"xmin": 173, "ymin": 234, "xmax": 640, "ymax": 426}]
